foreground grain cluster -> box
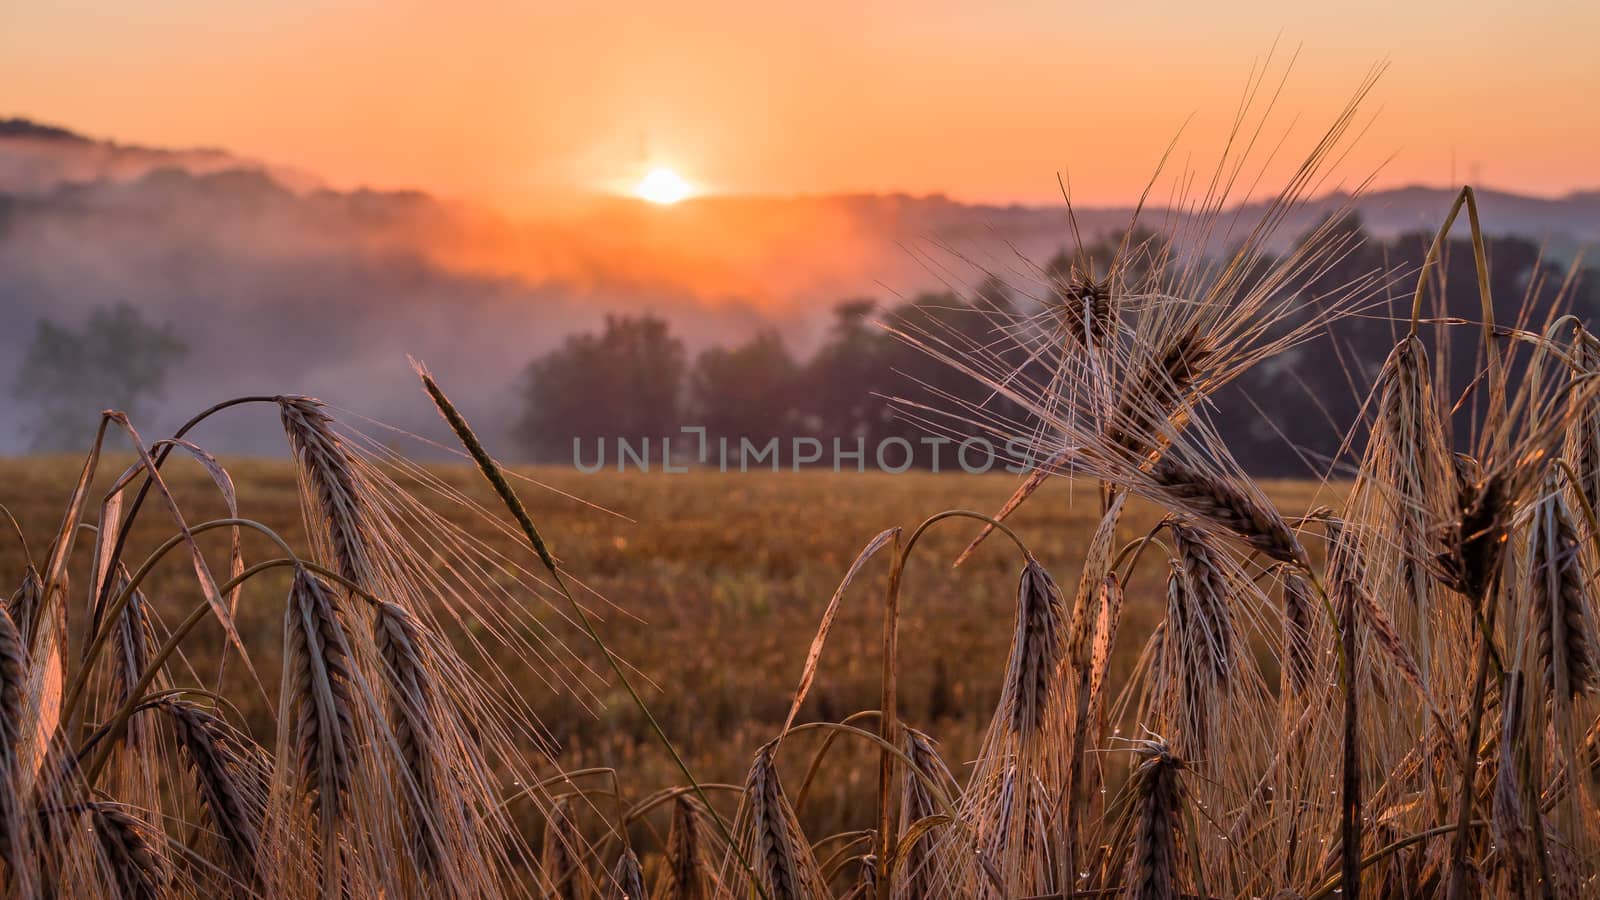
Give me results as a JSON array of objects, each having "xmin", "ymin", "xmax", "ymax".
[{"xmin": 2, "ymin": 102, "xmax": 1599, "ymax": 900}]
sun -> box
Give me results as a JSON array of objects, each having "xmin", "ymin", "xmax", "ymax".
[{"xmin": 634, "ymin": 167, "xmax": 693, "ymax": 204}]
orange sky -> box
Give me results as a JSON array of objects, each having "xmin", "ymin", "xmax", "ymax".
[{"xmin": 4, "ymin": 1, "xmax": 1598, "ymax": 210}]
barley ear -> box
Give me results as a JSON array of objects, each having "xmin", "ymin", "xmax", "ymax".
[
  {"xmin": 162, "ymin": 698, "xmax": 268, "ymax": 884},
  {"xmin": 1530, "ymin": 491, "xmax": 1598, "ymax": 699},
  {"xmin": 279, "ymin": 396, "xmax": 374, "ymax": 589},
  {"xmin": 1006, "ymin": 560, "xmax": 1066, "ymax": 742},
  {"xmin": 0, "ymin": 606, "xmax": 29, "ymax": 874},
  {"xmin": 1281, "ymin": 571, "xmax": 1315, "ymax": 696},
  {"xmin": 743, "ymin": 741, "xmax": 828, "ymax": 900},
  {"xmin": 663, "ymin": 794, "xmax": 708, "ymax": 900},
  {"xmin": 607, "ymin": 847, "xmax": 649, "ymax": 900},
  {"xmin": 285, "ymin": 566, "xmax": 357, "ymax": 893},
  {"xmin": 1123, "ymin": 740, "xmax": 1184, "ymax": 900},
  {"xmin": 541, "ymin": 797, "xmax": 582, "ymax": 900},
  {"xmin": 1490, "ymin": 671, "xmax": 1534, "ymax": 891},
  {"xmin": 87, "ymin": 803, "xmax": 169, "ymax": 900},
  {"xmin": 373, "ymin": 600, "xmax": 447, "ymax": 874}
]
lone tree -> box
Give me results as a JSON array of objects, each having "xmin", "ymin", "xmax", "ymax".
[{"xmin": 13, "ymin": 302, "xmax": 189, "ymax": 450}]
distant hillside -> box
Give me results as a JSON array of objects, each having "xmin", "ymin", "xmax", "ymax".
[
  {"xmin": 0, "ymin": 117, "xmax": 1595, "ymax": 456},
  {"xmin": 0, "ymin": 116, "xmax": 320, "ymax": 195}
]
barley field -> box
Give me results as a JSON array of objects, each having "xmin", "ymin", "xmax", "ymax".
[
  {"xmin": 3, "ymin": 110, "xmax": 1600, "ymax": 895},
  {"xmin": 0, "ymin": 454, "xmax": 1326, "ymax": 835}
]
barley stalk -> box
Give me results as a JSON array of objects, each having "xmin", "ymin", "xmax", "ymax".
[
  {"xmin": 663, "ymin": 795, "xmax": 708, "ymax": 900},
  {"xmin": 1529, "ymin": 490, "xmax": 1598, "ymax": 699},
  {"xmin": 607, "ymin": 847, "xmax": 648, "ymax": 900},
  {"xmin": 162, "ymin": 698, "xmax": 268, "ymax": 883},
  {"xmin": 1123, "ymin": 740, "xmax": 1184, "ymax": 900},
  {"xmin": 284, "ymin": 566, "xmax": 357, "ymax": 893},
  {"xmin": 1337, "ymin": 563, "xmax": 1362, "ymax": 900},
  {"xmin": 0, "ymin": 605, "xmax": 28, "ymax": 873},
  {"xmin": 1006, "ymin": 560, "xmax": 1066, "ymax": 742},
  {"xmin": 1150, "ymin": 456, "xmax": 1304, "ymax": 564},
  {"xmin": 86, "ymin": 803, "xmax": 168, "ymax": 900},
  {"xmin": 743, "ymin": 742, "xmax": 827, "ymax": 900},
  {"xmin": 372, "ymin": 600, "xmax": 446, "ymax": 874},
  {"xmin": 1281, "ymin": 571, "xmax": 1315, "ymax": 696},
  {"xmin": 280, "ymin": 397, "xmax": 374, "ymax": 589}
]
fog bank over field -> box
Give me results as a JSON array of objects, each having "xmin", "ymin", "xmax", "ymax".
[{"xmin": 2, "ymin": 118, "xmax": 1597, "ymax": 456}]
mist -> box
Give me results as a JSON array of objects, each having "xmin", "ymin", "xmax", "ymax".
[{"xmin": 4, "ymin": 118, "xmax": 1598, "ymax": 458}]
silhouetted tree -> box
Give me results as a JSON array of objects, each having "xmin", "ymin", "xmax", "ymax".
[
  {"xmin": 1212, "ymin": 212, "xmax": 1390, "ymax": 472},
  {"xmin": 502, "ymin": 219, "xmax": 1600, "ymax": 473},
  {"xmin": 12, "ymin": 302, "xmax": 188, "ymax": 450},
  {"xmin": 690, "ymin": 331, "xmax": 800, "ymax": 441},
  {"xmin": 514, "ymin": 314, "xmax": 685, "ymax": 460},
  {"xmin": 876, "ymin": 291, "xmax": 990, "ymax": 458},
  {"xmin": 800, "ymin": 299, "xmax": 892, "ymax": 445},
  {"xmin": 832, "ymin": 287, "xmax": 1034, "ymax": 467},
  {"xmin": 1215, "ymin": 215, "xmax": 1600, "ymax": 475}
]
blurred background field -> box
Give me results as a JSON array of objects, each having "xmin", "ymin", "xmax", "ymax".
[{"xmin": 0, "ymin": 455, "xmax": 1331, "ymax": 838}]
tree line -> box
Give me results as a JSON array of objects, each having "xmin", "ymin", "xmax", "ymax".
[
  {"xmin": 512, "ymin": 216, "xmax": 1600, "ymax": 475},
  {"xmin": 10, "ymin": 216, "xmax": 1594, "ymax": 471}
]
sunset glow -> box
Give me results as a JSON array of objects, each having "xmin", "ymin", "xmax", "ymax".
[
  {"xmin": 634, "ymin": 167, "xmax": 693, "ymax": 204},
  {"xmin": 3, "ymin": 2, "xmax": 1595, "ymax": 210}
]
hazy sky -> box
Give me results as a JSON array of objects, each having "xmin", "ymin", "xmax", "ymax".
[{"xmin": 5, "ymin": 1, "xmax": 1598, "ymax": 208}]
